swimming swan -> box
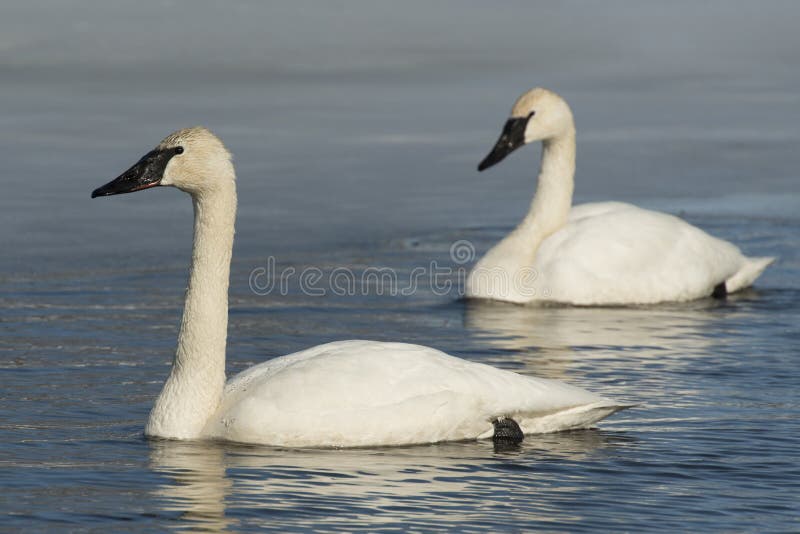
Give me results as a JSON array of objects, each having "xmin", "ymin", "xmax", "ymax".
[
  {"xmin": 468, "ymin": 88, "xmax": 774, "ymax": 305},
  {"xmin": 91, "ymin": 127, "xmax": 629, "ymax": 447}
]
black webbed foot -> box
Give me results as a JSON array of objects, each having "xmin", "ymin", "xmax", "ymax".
[
  {"xmin": 492, "ymin": 417, "xmax": 524, "ymax": 444},
  {"xmin": 712, "ymin": 282, "xmax": 727, "ymax": 299}
]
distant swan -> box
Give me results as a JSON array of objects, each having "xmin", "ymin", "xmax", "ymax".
[
  {"xmin": 467, "ymin": 88, "xmax": 774, "ymax": 305},
  {"xmin": 91, "ymin": 127, "xmax": 629, "ymax": 447}
]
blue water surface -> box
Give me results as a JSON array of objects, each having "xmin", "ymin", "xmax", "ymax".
[{"xmin": 1, "ymin": 1, "xmax": 799, "ymax": 531}]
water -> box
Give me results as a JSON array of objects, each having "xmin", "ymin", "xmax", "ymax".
[{"xmin": 2, "ymin": 1, "xmax": 800, "ymax": 531}]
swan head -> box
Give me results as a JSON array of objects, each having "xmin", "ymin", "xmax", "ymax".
[
  {"xmin": 91, "ymin": 126, "xmax": 233, "ymax": 198},
  {"xmin": 478, "ymin": 88, "xmax": 574, "ymax": 171}
]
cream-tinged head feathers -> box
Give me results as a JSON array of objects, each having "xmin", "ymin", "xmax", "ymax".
[
  {"xmin": 511, "ymin": 88, "xmax": 575, "ymax": 143},
  {"xmin": 91, "ymin": 126, "xmax": 235, "ymax": 199},
  {"xmin": 477, "ymin": 88, "xmax": 575, "ymax": 171},
  {"xmin": 158, "ymin": 126, "xmax": 234, "ymax": 195}
]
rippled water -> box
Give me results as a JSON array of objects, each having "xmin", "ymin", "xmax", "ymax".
[
  {"xmin": 4, "ymin": 220, "xmax": 800, "ymax": 531},
  {"xmin": 2, "ymin": 1, "xmax": 800, "ymax": 531}
]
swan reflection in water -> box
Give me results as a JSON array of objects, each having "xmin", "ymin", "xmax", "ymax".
[
  {"xmin": 462, "ymin": 294, "xmax": 758, "ymax": 386},
  {"xmin": 149, "ymin": 440, "xmax": 234, "ymax": 531},
  {"xmin": 149, "ymin": 430, "xmax": 634, "ymax": 530}
]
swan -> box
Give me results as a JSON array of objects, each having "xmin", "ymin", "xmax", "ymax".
[
  {"xmin": 91, "ymin": 126, "xmax": 629, "ymax": 447},
  {"xmin": 467, "ymin": 87, "xmax": 774, "ymax": 305}
]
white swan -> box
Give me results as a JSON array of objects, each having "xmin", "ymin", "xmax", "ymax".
[
  {"xmin": 91, "ymin": 126, "xmax": 629, "ymax": 447},
  {"xmin": 467, "ymin": 88, "xmax": 774, "ymax": 305}
]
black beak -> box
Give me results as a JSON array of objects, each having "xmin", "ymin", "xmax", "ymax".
[
  {"xmin": 91, "ymin": 147, "xmax": 181, "ymax": 198},
  {"xmin": 477, "ymin": 116, "xmax": 529, "ymax": 172}
]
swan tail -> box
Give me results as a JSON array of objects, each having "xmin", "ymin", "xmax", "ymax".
[
  {"xmin": 725, "ymin": 256, "xmax": 775, "ymax": 293},
  {"xmin": 515, "ymin": 401, "xmax": 635, "ymax": 435}
]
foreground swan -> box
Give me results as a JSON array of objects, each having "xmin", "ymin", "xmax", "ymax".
[
  {"xmin": 467, "ymin": 88, "xmax": 774, "ymax": 305},
  {"xmin": 92, "ymin": 127, "xmax": 629, "ymax": 447}
]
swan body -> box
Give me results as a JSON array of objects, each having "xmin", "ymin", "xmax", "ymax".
[
  {"xmin": 206, "ymin": 340, "xmax": 623, "ymax": 447},
  {"xmin": 92, "ymin": 126, "xmax": 628, "ymax": 447},
  {"xmin": 467, "ymin": 88, "xmax": 773, "ymax": 305}
]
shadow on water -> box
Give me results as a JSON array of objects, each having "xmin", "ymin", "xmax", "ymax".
[{"xmin": 148, "ymin": 429, "xmax": 635, "ymax": 531}]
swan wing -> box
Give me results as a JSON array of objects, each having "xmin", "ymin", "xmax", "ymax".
[
  {"xmin": 205, "ymin": 340, "xmax": 623, "ymax": 447},
  {"xmin": 534, "ymin": 202, "xmax": 757, "ymax": 304}
]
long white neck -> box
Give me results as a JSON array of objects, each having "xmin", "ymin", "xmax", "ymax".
[
  {"xmin": 468, "ymin": 130, "xmax": 575, "ymax": 300},
  {"xmin": 518, "ymin": 131, "xmax": 576, "ymax": 245},
  {"xmin": 146, "ymin": 181, "xmax": 237, "ymax": 439}
]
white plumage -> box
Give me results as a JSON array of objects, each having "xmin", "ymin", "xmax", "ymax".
[
  {"xmin": 207, "ymin": 340, "xmax": 623, "ymax": 447},
  {"xmin": 530, "ymin": 201, "xmax": 773, "ymax": 305},
  {"xmin": 468, "ymin": 88, "xmax": 773, "ymax": 305},
  {"xmin": 92, "ymin": 126, "xmax": 629, "ymax": 447}
]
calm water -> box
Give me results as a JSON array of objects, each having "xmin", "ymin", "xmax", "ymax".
[{"xmin": 2, "ymin": 1, "xmax": 800, "ymax": 531}]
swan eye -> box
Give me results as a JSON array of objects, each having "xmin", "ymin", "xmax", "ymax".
[
  {"xmin": 175, "ymin": 146, "xmax": 184, "ymax": 154},
  {"xmin": 528, "ymin": 111, "xmax": 535, "ymax": 119}
]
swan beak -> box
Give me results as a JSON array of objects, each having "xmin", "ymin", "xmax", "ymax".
[
  {"xmin": 477, "ymin": 116, "xmax": 528, "ymax": 171},
  {"xmin": 91, "ymin": 147, "xmax": 180, "ymax": 198}
]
